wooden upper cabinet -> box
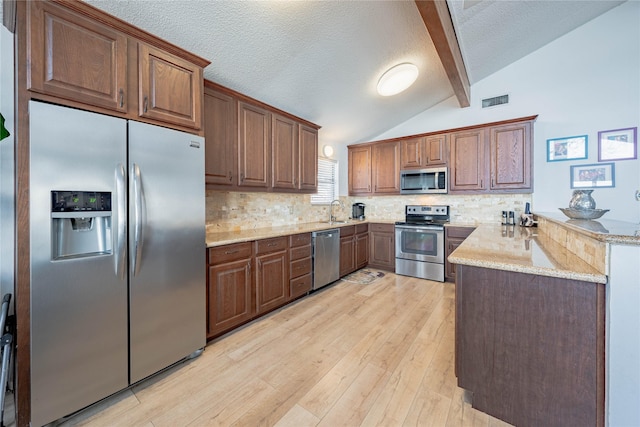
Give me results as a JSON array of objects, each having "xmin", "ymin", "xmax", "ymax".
[
  {"xmin": 372, "ymin": 142, "xmax": 400, "ymax": 194},
  {"xmin": 490, "ymin": 122, "xmax": 532, "ymax": 191},
  {"xmin": 348, "ymin": 145, "xmax": 372, "ymax": 195},
  {"xmin": 400, "ymin": 137, "xmax": 424, "ymax": 169},
  {"xmin": 272, "ymin": 114, "xmax": 298, "ymax": 190},
  {"xmin": 204, "ymin": 87, "xmax": 236, "ymax": 186},
  {"xmin": 401, "ymin": 135, "xmax": 447, "ymax": 169},
  {"xmin": 238, "ymin": 101, "xmax": 271, "ymax": 188},
  {"xmin": 138, "ymin": 43, "xmax": 203, "ymax": 129},
  {"xmin": 298, "ymin": 125, "xmax": 318, "ymax": 191},
  {"xmin": 449, "ymin": 129, "xmax": 487, "ymax": 192},
  {"xmin": 27, "ymin": 1, "xmax": 128, "ymax": 112}
]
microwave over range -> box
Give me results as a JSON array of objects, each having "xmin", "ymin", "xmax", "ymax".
[{"xmin": 400, "ymin": 167, "xmax": 448, "ymax": 194}]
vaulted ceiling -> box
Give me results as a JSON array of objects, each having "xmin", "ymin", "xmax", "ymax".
[{"xmin": 82, "ymin": 0, "xmax": 625, "ymax": 146}]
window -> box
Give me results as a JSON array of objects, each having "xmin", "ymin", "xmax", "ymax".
[{"xmin": 311, "ymin": 157, "xmax": 338, "ymax": 205}]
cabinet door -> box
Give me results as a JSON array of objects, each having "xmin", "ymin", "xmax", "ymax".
[
  {"xmin": 255, "ymin": 250, "xmax": 288, "ymax": 314},
  {"xmin": 272, "ymin": 114, "xmax": 298, "ymax": 190},
  {"xmin": 207, "ymin": 258, "xmax": 253, "ymax": 338},
  {"xmin": 348, "ymin": 146, "xmax": 372, "ymax": 194},
  {"xmin": 340, "ymin": 236, "xmax": 356, "ymax": 277},
  {"xmin": 27, "ymin": 1, "xmax": 128, "ymax": 112},
  {"xmin": 298, "ymin": 125, "xmax": 318, "ymax": 191},
  {"xmin": 372, "ymin": 142, "xmax": 400, "ymax": 194},
  {"xmin": 445, "ymin": 226, "xmax": 475, "ymax": 282},
  {"xmin": 204, "ymin": 88, "xmax": 236, "ymax": 186},
  {"xmin": 238, "ymin": 102, "xmax": 271, "ymax": 188},
  {"xmin": 138, "ymin": 43, "xmax": 203, "ymax": 129},
  {"xmin": 355, "ymin": 232, "xmax": 369, "ymax": 269},
  {"xmin": 425, "ymin": 134, "xmax": 447, "ymax": 166},
  {"xmin": 369, "ymin": 227, "xmax": 395, "ymax": 271},
  {"xmin": 400, "ymin": 137, "xmax": 424, "ymax": 169},
  {"xmin": 490, "ymin": 122, "xmax": 532, "ymax": 191},
  {"xmin": 450, "ymin": 130, "xmax": 487, "ymax": 192}
]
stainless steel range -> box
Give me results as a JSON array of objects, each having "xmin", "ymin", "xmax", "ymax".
[{"xmin": 395, "ymin": 205, "xmax": 449, "ymax": 282}]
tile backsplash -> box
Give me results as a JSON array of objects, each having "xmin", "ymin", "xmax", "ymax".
[{"xmin": 206, "ymin": 190, "xmax": 533, "ymax": 231}]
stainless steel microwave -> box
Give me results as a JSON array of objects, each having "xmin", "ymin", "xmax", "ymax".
[{"xmin": 400, "ymin": 167, "xmax": 448, "ymax": 194}]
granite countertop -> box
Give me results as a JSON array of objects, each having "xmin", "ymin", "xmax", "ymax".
[
  {"xmin": 448, "ymin": 224, "xmax": 607, "ymax": 283},
  {"xmin": 536, "ymin": 212, "xmax": 640, "ymax": 245},
  {"xmin": 206, "ymin": 219, "xmax": 399, "ymax": 247}
]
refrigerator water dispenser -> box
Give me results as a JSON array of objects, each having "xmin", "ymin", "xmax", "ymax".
[{"xmin": 51, "ymin": 191, "xmax": 113, "ymax": 260}]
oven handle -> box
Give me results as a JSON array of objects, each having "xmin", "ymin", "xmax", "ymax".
[{"xmin": 395, "ymin": 225, "xmax": 444, "ymax": 232}]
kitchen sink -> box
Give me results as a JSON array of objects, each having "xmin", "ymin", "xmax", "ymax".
[{"xmin": 323, "ymin": 220, "xmax": 348, "ymax": 224}]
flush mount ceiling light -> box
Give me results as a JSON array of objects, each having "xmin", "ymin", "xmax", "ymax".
[{"xmin": 376, "ymin": 63, "xmax": 419, "ymax": 97}]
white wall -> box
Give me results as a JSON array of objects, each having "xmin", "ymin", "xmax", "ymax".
[{"xmin": 371, "ymin": 1, "xmax": 640, "ymax": 223}]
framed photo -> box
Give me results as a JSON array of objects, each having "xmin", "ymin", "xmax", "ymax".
[
  {"xmin": 598, "ymin": 127, "xmax": 637, "ymax": 161},
  {"xmin": 570, "ymin": 162, "xmax": 615, "ymax": 189},
  {"xmin": 547, "ymin": 135, "xmax": 588, "ymax": 162}
]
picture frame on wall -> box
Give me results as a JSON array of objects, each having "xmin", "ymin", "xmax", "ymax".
[
  {"xmin": 598, "ymin": 127, "xmax": 637, "ymax": 161},
  {"xmin": 570, "ymin": 162, "xmax": 615, "ymax": 189},
  {"xmin": 547, "ymin": 135, "xmax": 588, "ymax": 162}
]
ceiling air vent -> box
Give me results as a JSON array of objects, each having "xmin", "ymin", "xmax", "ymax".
[{"xmin": 482, "ymin": 94, "xmax": 509, "ymax": 108}]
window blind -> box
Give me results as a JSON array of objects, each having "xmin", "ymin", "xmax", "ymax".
[{"xmin": 311, "ymin": 158, "xmax": 338, "ymax": 205}]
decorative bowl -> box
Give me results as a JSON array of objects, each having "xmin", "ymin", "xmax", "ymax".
[{"xmin": 559, "ymin": 208, "xmax": 609, "ymax": 220}]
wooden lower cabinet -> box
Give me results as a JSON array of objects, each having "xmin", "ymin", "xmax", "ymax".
[
  {"xmin": 255, "ymin": 237, "xmax": 289, "ymax": 314},
  {"xmin": 206, "ymin": 242, "xmax": 253, "ymax": 339},
  {"xmin": 289, "ymin": 233, "xmax": 312, "ymax": 300},
  {"xmin": 368, "ymin": 223, "xmax": 395, "ymax": 271},
  {"xmin": 444, "ymin": 226, "xmax": 475, "ymax": 282},
  {"xmin": 455, "ymin": 265, "xmax": 605, "ymax": 427},
  {"xmin": 355, "ymin": 224, "xmax": 369, "ymax": 269},
  {"xmin": 340, "ymin": 226, "xmax": 356, "ymax": 277}
]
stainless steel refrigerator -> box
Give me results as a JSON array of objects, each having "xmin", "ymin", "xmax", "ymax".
[{"xmin": 29, "ymin": 100, "xmax": 206, "ymax": 426}]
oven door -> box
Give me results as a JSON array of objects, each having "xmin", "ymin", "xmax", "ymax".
[{"xmin": 395, "ymin": 225, "xmax": 444, "ymax": 263}]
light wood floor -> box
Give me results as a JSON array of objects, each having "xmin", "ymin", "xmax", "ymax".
[{"xmin": 45, "ymin": 272, "xmax": 511, "ymax": 426}]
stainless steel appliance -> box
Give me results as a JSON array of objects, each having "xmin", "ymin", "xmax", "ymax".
[
  {"xmin": 312, "ymin": 229, "xmax": 340, "ymax": 290},
  {"xmin": 352, "ymin": 203, "xmax": 365, "ymax": 220},
  {"xmin": 395, "ymin": 205, "xmax": 449, "ymax": 282},
  {"xmin": 29, "ymin": 101, "xmax": 206, "ymax": 426},
  {"xmin": 400, "ymin": 167, "xmax": 448, "ymax": 194}
]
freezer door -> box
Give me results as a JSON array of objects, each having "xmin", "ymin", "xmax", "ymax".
[
  {"xmin": 29, "ymin": 101, "xmax": 128, "ymax": 426},
  {"xmin": 128, "ymin": 121, "xmax": 206, "ymax": 383}
]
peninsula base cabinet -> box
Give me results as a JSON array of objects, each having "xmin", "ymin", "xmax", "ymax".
[{"xmin": 455, "ymin": 265, "xmax": 605, "ymax": 427}]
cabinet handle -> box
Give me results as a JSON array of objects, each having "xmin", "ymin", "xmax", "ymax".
[
  {"xmin": 119, "ymin": 89, "xmax": 124, "ymax": 108},
  {"xmin": 228, "ymin": 171, "xmax": 233, "ymax": 182},
  {"xmin": 267, "ymin": 242, "xmax": 277, "ymax": 247},
  {"xmin": 491, "ymin": 178, "xmax": 495, "ymax": 187},
  {"xmin": 240, "ymin": 172, "xmax": 244, "ymax": 182},
  {"xmin": 225, "ymin": 249, "xmax": 239, "ymax": 255},
  {"xmin": 368, "ymin": 185, "xmax": 371, "ymax": 192},
  {"xmin": 248, "ymin": 262, "xmax": 251, "ymax": 273},
  {"xmin": 480, "ymin": 179, "xmax": 483, "ymax": 187},
  {"xmin": 143, "ymin": 96, "xmax": 148, "ymax": 113}
]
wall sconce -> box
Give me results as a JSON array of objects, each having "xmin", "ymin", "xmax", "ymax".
[{"xmin": 322, "ymin": 145, "xmax": 334, "ymax": 158}]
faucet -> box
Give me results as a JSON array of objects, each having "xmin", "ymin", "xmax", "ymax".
[{"xmin": 329, "ymin": 199, "xmax": 342, "ymax": 223}]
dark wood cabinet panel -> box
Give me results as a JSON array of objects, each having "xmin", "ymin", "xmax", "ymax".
[
  {"xmin": 355, "ymin": 230, "xmax": 369, "ymax": 270},
  {"xmin": 207, "ymin": 259, "xmax": 252, "ymax": 339},
  {"xmin": 348, "ymin": 145, "xmax": 372, "ymax": 195},
  {"xmin": 368, "ymin": 223, "xmax": 395, "ymax": 271},
  {"xmin": 255, "ymin": 250, "xmax": 289, "ymax": 314},
  {"xmin": 238, "ymin": 101, "xmax": 271, "ymax": 188},
  {"xmin": 449, "ymin": 129, "xmax": 487, "ymax": 192},
  {"xmin": 400, "ymin": 137, "xmax": 424, "ymax": 169},
  {"xmin": 27, "ymin": 1, "xmax": 128, "ymax": 112},
  {"xmin": 372, "ymin": 142, "xmax": 400, "ymax": 194},
  {"xmin": 272, "ymin": 114, "xmax": 298, "ymax": 190},
  {"xmin": 298, "ymin": 125, "xmax": 318, "ymax": 191},
  {"xmin": 490, "ymin": 122, "xmax": 532, "ymax": 191},
  {"xmin": 138, "ymin": 43, "xmax": 203, "ymax": 129},
  {"xmin": 340, "ymin": 235, "xmax": 356, "ymax": 277},
  {"xmin": 204, "ymin": 88, "xmax": 236, "ymax": 186},
  {"xmin": 444, "ymin": 226, "xmax": 474, "ymax": 282},
  {"xmin": 456, "ymin": 265, "xmax": 605, "ymax": 427},
  {"xmin": 425, "ymin": 134, "xmax": 447, "ymax": 165}
]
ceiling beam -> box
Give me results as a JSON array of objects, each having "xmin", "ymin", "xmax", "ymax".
[{"xmin": 415, "ymin": 0, "xmax": 470, "ymax": 108}]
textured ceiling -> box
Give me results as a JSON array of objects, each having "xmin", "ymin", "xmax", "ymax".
[{"xmin": 76, "ymin": 1, "xmax": 624, "ymax": 145}]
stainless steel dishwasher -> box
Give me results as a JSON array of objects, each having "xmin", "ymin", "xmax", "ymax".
[{"xmin": 312, "ymin": 228, "xmax": 340, "ymax": 290}]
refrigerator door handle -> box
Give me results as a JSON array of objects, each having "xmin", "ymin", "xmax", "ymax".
[
  {"xmin": 115, "ymin": 164, "xmax": 127, "ymax": 279},
  {"xmin": 131, "ymin": 163, "xmax": 144, "ymax": 276}
]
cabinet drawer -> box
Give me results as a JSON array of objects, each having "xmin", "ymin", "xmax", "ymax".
[
  {"xmin": 290, "ymin": 273, "xmax": 312, "ymax": 299},
  {"xmin": 340, "ymin": 225, "xmax": 355, "ymax": 237},
  {"xmin": 290, "ymin": 257, "xmax": 311, "ymax": 279},
  {"xmin": 290, "ymin": 233, "xmax": 311, "ymax": 248},
  {"xmin": 355, "ymin": 223, "xmax": 368, "ymax": 234},
  {"xmin": 208, "ymin": 242, "xmax": 252, "ymax": 265},
  {"xmin": 256, "ymin": 236, "xmax": 288, "ymax": 255},
  {"xmin": 290, "ymin": 244, "xmax": 311, "ymax": 261},
  {"xmin": 446, "ymin": 226, "xmax": 475, "ymax": 239},
  {"xmin": 369, "ymin": 223, "xmax": 394, "ymax": 233}
]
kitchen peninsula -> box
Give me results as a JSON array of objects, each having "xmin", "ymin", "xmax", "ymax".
[{"xmin": 448, "ymin": 213, "xmax": 640, "ymax": 427}]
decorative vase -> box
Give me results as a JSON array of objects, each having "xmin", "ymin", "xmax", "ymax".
[{"xmin": 569, "ymin": 190, "xmax": 596, "ymax": 210}]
